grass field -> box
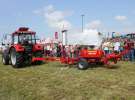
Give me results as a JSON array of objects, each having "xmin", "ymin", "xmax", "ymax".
[{"xmin": 0, "ymin": 57, "xmax": 135, "ymax": 100}]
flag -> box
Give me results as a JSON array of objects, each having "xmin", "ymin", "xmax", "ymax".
[{"xmin": 55, "ymin": 32, "xmax": 58, "ymax": 39}]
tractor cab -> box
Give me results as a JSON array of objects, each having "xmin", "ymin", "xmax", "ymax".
[
  {"xmin": 126, "ymin": 33, "xmax": 135, "ymax": 40},
  {"xmin": 12, "ymin": 27, "xmax": 37, "ymax": 45}
]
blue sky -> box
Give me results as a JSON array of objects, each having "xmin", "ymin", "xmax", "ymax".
[{"xmin": 0, "ymin": 0, "xmax": 135, "ymax": 39}]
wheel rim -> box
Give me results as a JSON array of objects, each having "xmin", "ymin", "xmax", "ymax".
[
  {"xmin": 11, "ymin": 51, "xmax": 16, "ymax": 65},
  {"xmin": 78, "ymin": 63, "xmax": 84, "ymax": 69}
]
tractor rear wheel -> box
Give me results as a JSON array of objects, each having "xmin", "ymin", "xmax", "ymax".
[
  {"xmin": 2, "ymin": 52, "xmax": 9, "ymax": 65},
  {"xmin": 77, "ymin": 58, "xmax": 89, "ymax": 70},
  {"xmin": 10, "ymin": 48, "xmax": 23, "ymax": 68}
]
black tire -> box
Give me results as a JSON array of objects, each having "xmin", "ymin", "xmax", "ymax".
[
  {"xmin": 96, "ymin": 62, "xmax": 104, "ymax": 65},
  {"xmin": 2, "ymin": 52, "xmax": 9, "ymax": 65},
  {"xmin": 77, "ymin": 58, "xmax": 89, "ymax": 70},
  {"xmin": 113, "ymin": 58, "xmax": 117, "ymax": 64},
  {"xmin": 10, "ymin": 48, "xmax": 23, "ymax": 68}
]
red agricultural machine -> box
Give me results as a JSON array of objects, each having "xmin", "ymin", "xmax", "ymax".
[
  {"xmin": 2, "ymin": 27, "xmax": 44, "ymax": 68},
  {"xmin": 77, "ymin": 48, "xmax": 120, "ymax": 69},
  {"xmin": 59, "ymin": 47, "xmax": 120, "ymax": 70},
  {"xmin": 43, "ymin": 44, "xmax": 124, "ymax": 70}
]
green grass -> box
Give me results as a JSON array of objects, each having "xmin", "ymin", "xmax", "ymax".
[{"xmin": 0, "ymin": 57, "xmax": 135, "ymax": 100}]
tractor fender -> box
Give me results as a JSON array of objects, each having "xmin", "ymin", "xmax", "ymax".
[
  {"xmin": 33, "ymin": 44, "xmax": 43, "ymax": 52},
  {"xmin": 9, "ymin": 44, "xmax": 24, "ymax": 53}
]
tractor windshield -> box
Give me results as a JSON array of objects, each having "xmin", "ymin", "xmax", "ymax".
[
  {"xmin": 126, "ymin": 33, "xmax": 135, "ymax": 40},
  {"xmin": 13, "ymin": 34, "xmax": 36, "ymax": 44}
]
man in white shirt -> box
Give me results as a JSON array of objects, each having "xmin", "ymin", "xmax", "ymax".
[{"xmin": 114, "ymin": 41, "xmax": 120, "ymax": 53}]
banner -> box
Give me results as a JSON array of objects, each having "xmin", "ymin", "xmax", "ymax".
[{"xmin": 55, "ymin": 32, "xmax": 58, "ymax": 39}]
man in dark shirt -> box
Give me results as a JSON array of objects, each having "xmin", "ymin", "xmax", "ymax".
[{"xmin": 127, "ymin": 39, "xmax": 134, "ymax": 62}]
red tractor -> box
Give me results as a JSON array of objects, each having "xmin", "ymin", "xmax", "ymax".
[{"xmin": 2, "ymin": 27, "xmax": 44, "ymax": 68}]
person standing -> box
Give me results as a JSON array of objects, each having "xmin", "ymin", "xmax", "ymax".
[
  {"xmin": 127, "ymin": 39, "xmax": 135, "ymax": 62},
  {"xmin": 123, "ymin": 40, "xmax": 130, "ymax": 61},
  {"xmin": 114, "ymin": 39, "xmax": 120, "ymax": 54},
  {"xmin": 102, "ymin": 41, "xmax": 109, "ymax": 54}
]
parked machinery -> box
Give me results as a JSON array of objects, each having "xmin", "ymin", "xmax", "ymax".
[{"xmin": 2, "ymin": 27, "xmax": 44, "ymax": 68}]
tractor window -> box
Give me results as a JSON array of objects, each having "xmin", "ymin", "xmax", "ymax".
[
  {"xmin": 126, "ymin": 34, "xmax": 135, "ymax": 40},
  {"xmin": 132, "ymin": 34, "xmax": 135, "ymax": 39},
  {"xmin": 14, "ymin": 36, "xmax": 18, "ymax": 44},
  {"xmin": 35, "ymin": 35, "xmax": 40, "ymax": 43},
  {"xmin": 32, "ymin": 35, "xmax": 36, "ymax": 43},
  {"xmin": 19, "ymin": 34, "xmax": 36, "ymax": 44},
  {"xmin": 13, "ymin": 34, "xmax": 37, "ymax": 44}
]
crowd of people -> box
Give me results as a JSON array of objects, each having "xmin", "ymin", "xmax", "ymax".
[
  {"xmin": 44, "ymin": 44, "xmax": 80, "ymax": 58},
  {"xmin": 43, "ymin": 44, "xmax": 82, "ymax": 59},
  {"xmin": 102, "ymin": 38, "xmax": 135, "ymax": 62},
  {"xmin": 43, "ymin": 37, "xmax": 135, "ymax": 62}
]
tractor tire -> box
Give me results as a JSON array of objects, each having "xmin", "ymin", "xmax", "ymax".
[
  {"xmin": 113, "ymin": 58, "xmax": 117, "ymax": 64},
  {"xmin": 96, "ymin": 62, "xmax": 104, "ymax": 65},
  {"xmin": 2, "ymin": 52, "xmax": 9, "ymax": 65},
  {"xmin": 10, "ymin": 48, "xmax": 23, "ymax": 68},
  {"xmin": 77, "ymin": 58, "xmax": 89, "ymax": 70}
]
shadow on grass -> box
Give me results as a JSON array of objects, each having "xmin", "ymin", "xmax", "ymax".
[
  {"xmin": 103, "ymin": 65, "xmax": 120, "ymax": 69},
  {"xmin": 54, "ymin": 63, "xmax": 120, "ymax": 70},
  {"xmin": 12, "ymin": 62, "xmax": 46, "ymax": 69},
  {"xmin": 11, "ymin": 61, "xmax": 120, "ymax": 71},
  {"xmin": 81, "ymin": 64, "xmax": 120, "ymax": 70}
]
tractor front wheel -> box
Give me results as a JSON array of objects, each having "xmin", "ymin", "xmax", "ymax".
[
  {"xmin": 10, "ymin": 48, "xmax": 23, "ymax": 68},
  {"xmin": 77, "ymin": 58, "xmax": 89, "ymax": 70}
]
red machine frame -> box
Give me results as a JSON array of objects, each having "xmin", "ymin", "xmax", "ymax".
[{"xmin": 42, "ymin": 47, "xmax": 128, "ymax": 70}]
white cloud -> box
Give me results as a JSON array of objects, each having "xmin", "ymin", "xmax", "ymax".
[
  {"xmin": 86, "ymin": 20, "xmax": 102, "ymax": 29},
  {"xmin": 34, "ymin": 5, "xmax": 72, "ymax": 30},
  {"xmin": 115, "ymin": 15, "xmax": 127, "ymax": 21},
  {"xmin": 34, "ymin": 6, "xmax": 103, "ymax": 46}
]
